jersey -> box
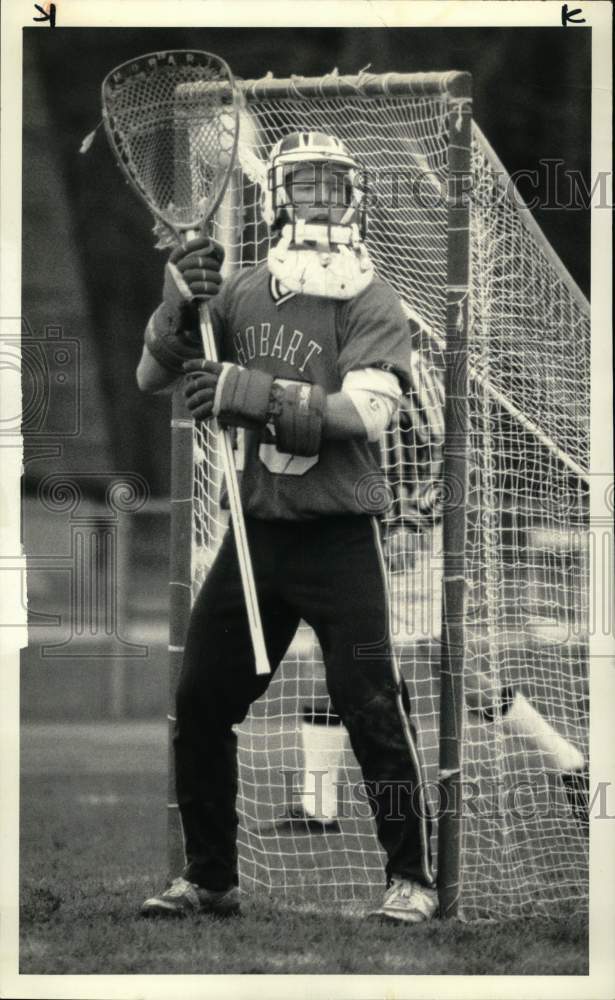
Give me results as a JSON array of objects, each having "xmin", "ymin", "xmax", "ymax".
[{"xmin": 207, "ymin": 262, "xmax": 412, "ymax": 520}]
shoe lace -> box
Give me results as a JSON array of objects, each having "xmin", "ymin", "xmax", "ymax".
[
  {"xmin": 165, "ymin": 877, "xmax": 193, "ymax": 898},
  {"xmin": 386, "ymin": 879, "xmax": 416, "ymax": 903}
]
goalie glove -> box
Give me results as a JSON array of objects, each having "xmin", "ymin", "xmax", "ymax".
[
  {"xmin": 144, "ymin": 237, "xmax": 225, "ymax": 375},
  {"xmin": 183, "ymin": 359, "xmax": 326, "ymax": 457},
  {"xmin": 184, "ymin": 359, "xmax": 275, "ymax": 429},
  {"xmin": 168, "ymin": 235, "xmax": 225, "ymax": 302}
]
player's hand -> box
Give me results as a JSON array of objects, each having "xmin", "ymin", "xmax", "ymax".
[
  {"xmin": 165, "ymin": 236, "xmax": 225, "ymax": 304},
  {"xmin": 183, "ymin": 358, "xmax": 275, "ymax": 429},
  {"xmin": 183, "ymin": 358, "xmax": 223, "ymax": 420}
]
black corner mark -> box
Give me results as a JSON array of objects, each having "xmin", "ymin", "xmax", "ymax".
[
  {"xmin": 561, "ymin": 4, "xmax": 586, "ymax": 25},
  {"xmin": 33, "ymin": 2, "xmax": 56, "ymax": 27}
]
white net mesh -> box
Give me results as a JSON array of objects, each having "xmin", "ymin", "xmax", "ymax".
[
  {"xmin": 187, "ymin": 75, "xmax": 589, "ymax": 919},
  {"xmin": 457, "ymin": 132, "xmax": 589, "ymax": 919}
]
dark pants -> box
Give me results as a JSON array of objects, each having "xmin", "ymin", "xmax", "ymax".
[{"xmin": 174, "ymin": 514, "xmax": 434, "ymax": 891}]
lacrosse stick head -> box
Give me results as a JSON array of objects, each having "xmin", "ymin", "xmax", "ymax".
[{"xmin": 101, "ymin": 50, "xmax": 239, "ymax": 238}]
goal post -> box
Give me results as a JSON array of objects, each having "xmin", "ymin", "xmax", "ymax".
[
  {"xmin": 436, "ymin": 71, "xmax": 472, "ymax": 920},
  {"xmin": 167, "ymin": 68, "xmax": 590, "ymax": 921}
]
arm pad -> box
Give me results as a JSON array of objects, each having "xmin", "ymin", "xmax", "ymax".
[
  {"xmin": 270, "ymin": 381, "xmax": 327, "ymax": 457},
  {"xmin": 342, "ymin": 368, "xmax": 402, "ymax": 441}
]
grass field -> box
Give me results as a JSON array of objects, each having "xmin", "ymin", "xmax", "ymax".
[{"xmin": 19, "ymin": 720, "xmax": 588, "ymax": 976}]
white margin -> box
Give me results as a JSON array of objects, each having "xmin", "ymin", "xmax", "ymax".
[{"xmin": 1, "ymin": 2, "xmax": 613, "ymax": 999}]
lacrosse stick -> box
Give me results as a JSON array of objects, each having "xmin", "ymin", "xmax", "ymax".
[{"xmin": 102, "ymin": 50, "xmax": 270, "ymax": 675}]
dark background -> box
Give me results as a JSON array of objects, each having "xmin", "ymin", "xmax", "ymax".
[{"xmin": 22, "ymin": 27, "xmax": 591, "ymax": 495}]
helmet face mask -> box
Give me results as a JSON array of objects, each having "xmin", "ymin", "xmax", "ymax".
[
  {"xmin": 262, "ymin": 131, "xmax": 367, "ymax": 239},
  {"xmin": 283, "ymin": 163, "xmax": 354, "ymax": 222},
  {"xmin": 263, "ymin": 130, "xmax": 373, "ymax": 300}
]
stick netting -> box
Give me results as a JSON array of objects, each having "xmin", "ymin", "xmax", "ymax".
[
  {"xmin": 186, "ymin": 74, "xmax": 589, "ymax": 919},
  {"xmin": 103, "ymin": 51, "xmax": 237, "ymax": 231}
]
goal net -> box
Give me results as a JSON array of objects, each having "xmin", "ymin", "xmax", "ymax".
[{"xmin": 177, "ymin": 70, "xmax": 589, "ymax": 921}]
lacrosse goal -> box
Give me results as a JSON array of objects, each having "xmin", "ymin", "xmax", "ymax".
[{"xmin": 168, "ymin": 70, "xmax": 590, "ymax": 921}]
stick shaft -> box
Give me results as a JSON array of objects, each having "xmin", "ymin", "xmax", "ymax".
[{"xmin": 198, "ymin": 303, "xmax": 271, "ymax": 676}]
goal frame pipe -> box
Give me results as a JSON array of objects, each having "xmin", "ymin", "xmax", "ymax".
[
  {"xmin": 239, "ymin": 70, "xmax": 471, "ymax": 102},
  {"xmin": 437, "ymin": 72, "xmax": 473, "ymax": 920},
  {"xmin": 167, "ymin": 391, "xmax": 193, "ymax": 875},
  {"xmin": 198, "ymin": 69, "xmax": 470, "ymax": 102}
]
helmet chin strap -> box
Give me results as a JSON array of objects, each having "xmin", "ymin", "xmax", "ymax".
[
  {"xmin": 339, "ymin": 204, "xmax": 355, "ymax": 227},
  {"xmin": 268, "ymin": 220, "xmax": 374, "ymax": 300}
]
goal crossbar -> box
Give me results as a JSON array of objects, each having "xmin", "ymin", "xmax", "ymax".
[{"xmin": 240, "ymin": 70, "xmax": 472, "ymax": 101}]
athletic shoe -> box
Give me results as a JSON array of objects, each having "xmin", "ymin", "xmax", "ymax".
[
  {"xmin": 140, "ymin": 876, "xmax": 240, "ymax": 918},
  {"xmin": 257, "ymin": 805, "xmax": 341, "ymax": 836},
  {"xmin": 370, "ymin": 877, "xmax": 438, "ymax": 924}
]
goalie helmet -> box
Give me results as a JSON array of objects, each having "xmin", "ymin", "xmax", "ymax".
[
  {"xmin": 262, "ymin": 130, "xmax": 374, "ymax": 300},
  {"xmin": 262, "ymin": 131, "xmax": 365, "ymax": 232}
]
